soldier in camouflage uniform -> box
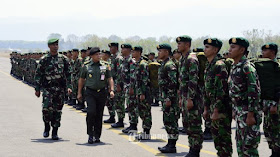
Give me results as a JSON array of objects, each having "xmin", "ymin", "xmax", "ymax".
[
  {"xmin": 203, "ymin": 38, "xmax": 233, "ymax": 157},
  {"xmin": 260, "ymin": 43, "xmax": 280, "ymax": 157},
  {"xmin": 228, "ymin": 37, "xmax": 262, "ymax": 157},
  {"xmin": 70, "ymin": 49, "xmax": 83, "ymax": 110},
  {"xmin": 34, "ymin": 38, "xmax": 72, "ymax": 140},
  {"xmin": 129, "ymin": 46, "xmax": 152, "ymax": 140},
  {"xmin": 157, "ymin": 44, "xmax": 179, "ymax": 153},
  {"xmin": 177, "ymin": 35, "xmax": 203, "ymax": 157}
]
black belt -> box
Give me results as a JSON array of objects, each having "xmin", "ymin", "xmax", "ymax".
[{"xmin": 86, "ymin": 87, "xmax": 105, "ymax": 93}]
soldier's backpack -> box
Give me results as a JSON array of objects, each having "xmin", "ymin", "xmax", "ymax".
[
  {"xmin": 148, "ymin": 61, "xmax": 161, "ymax": 88},
  {"xmin": 253, "ymin": 58, "xmax": 280, "ymax": 101}
]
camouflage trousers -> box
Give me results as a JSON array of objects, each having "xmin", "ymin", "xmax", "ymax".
[
  {"xmin": 163, "ymin": 97, "xmax": 180, "ymax": 140},
  {"xmin": 235, "ymin": 114, "xmax": 261, "ymax": 157},
  {"xmin": 211, "ymin": 116, "xmax": 233, "ymax": 157},
  {"xmin": 105, "ymin": 96, "xmax": 116, "ymax": 117},
  {"xmin": 182, "ymin": 97, "xmax": 203, "ymax": 150},
  {"xmin": 71, "ymin": 78, "xmax": 79, "ymax": 99},
  {"xmin": 262, "ymin": 100, "xmax": 280, "ymax": 152},
  {"xmin": 137, "ymin": 94, "xmax": 152, "ymax": 129},
  {"xmin": 150, "ymin": 87, "xmax": 160, "ymax": 104},
  {"xmin": 127, "ymin": 90, "xmax": 139, "ymax": 124},
  {"xmin": 42, "ymin": 89, "xmax": 65, "ymax": 128},
  {"xmin": 114, "ymin": 90, "xmax": 125, "ymax": 119}
]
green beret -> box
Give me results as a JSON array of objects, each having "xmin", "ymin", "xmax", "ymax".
[
  {"xmin": 72, "ymin": 48, "xmax": 79, "ymax": 52},
  {"xmin": 102, "ymin": 50, "xmax": 111, "ymax": 55},
  {"xmin": 132, "ymin": 46, "xmax": 143, "ymax": 52},
  {"xmin": 121, "ymin": 43, "xmax": 132, "ymax": 49},
  {"xmin": 261, "ymin": 42, "xmax": 278, "ymax": 52},
  {"xmin": 193, "ymin": 48, "xmax": 204, "ymax": 52},
  {"xmin": 157, "ymin": 43, "xmax": 172, "ymax": 51},
  {"xmin": 89, "ymin": 47, "xmax": 100, "ymax": 56},
  {"xmin": 63, "ymin": 52, "xmax": 67, "ymax": 55},
  {"xmin": 108, "ymin": 42, "xmax": 119, "ymax": 47},
  {"xmin": 81, "ymin": 49, "xmax": 87, "ymax": 53},
  {"xmin": 67, "ymin": 50, "xmax": 72, "ymax": 53},
  {"xmin": 88, "ymin": 47, "xmax": 92, "ymax": 50},
  {"xmin": 149, "ymin": 52, "xmax": 155, "ymax": 56},
  {"xmin": 48, "ymin": 38, "xmax": 59, "ymax": 45},
  {"xmin": 203, "ymin": 38, "xmax": 223, "ymax": 48},
  {"xmin": 229, "ymin": 37, "xmax": 249, "ymax": 48},
  {"xmin": 176, "ymin": 35, "xmax": 192, "ymax": 43},
  {"xmin": 59, "ymin": 52, "xmax": 63, "ymax": 54}
]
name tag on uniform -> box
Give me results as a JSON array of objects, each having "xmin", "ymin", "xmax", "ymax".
[
  {"xmin": 101, "ymin": 74, "xmax": 105, "ymax": 80},
  {"xmin": 100, "ymin": 66, "xmax": 106, "ymax": 70}
]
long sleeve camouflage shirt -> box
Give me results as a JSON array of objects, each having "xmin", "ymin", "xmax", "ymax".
[
  {"xmin": 130, "ymin": 57, "xmax": 149, "ymax": 95},
  {"xmin": 119, "ymin": 55, "xmax": 134, "ymax": 90}
]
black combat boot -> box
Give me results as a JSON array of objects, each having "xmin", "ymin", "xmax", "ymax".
[
  {"xmin": 104, "ymin": 116, "xmax": 115, "ymax": 123},
  {"xmin": 136, "ymin": 129, "xmax": 151, "ymax": 140},
  {"xmin": 51, "ymin": 127, "xmax": 59, "ymax": 140},
  {"xmin": 88, "ymin": 135, "xmax": 94, "ymax": 144},
  {"xmin": 158, "ymin": 139, "xmax": 177, "ymax": 153},
  {"xmin": 72, "ymin": 99, "xmax": 77, "ymax": 108},
  {"xmin": 122, "ymin": 123, "xmax": 137, "ymax": 134},
  {"xmin": 185, "ymin": 148, "xmax": 200, "ymax": 157},
  {"xmin": 76, "ymin": 101, "xmax": 85, "ymax": 110},
  {"xmin": 81, "ymin": 107, "xmax": 87, "ymax": 112},
  {"xmin": 111, "ymin": 118, "xmax": 124, "ymax": 128},
  {"xmin": 203, "ymin": 128, "xmax": 213, "ymax": 140},
  {"xmin": 43, "ymin": 122, "xmax": 50, "ymax": 138}
]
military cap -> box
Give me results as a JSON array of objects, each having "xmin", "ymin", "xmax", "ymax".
[
  {"xmin": 102, "ymin": 50, "xmax": 111, "ymax": 55},
  {"xmin": 63, "ymin": 51, "xmax": 67, "ymax": 55},
  {"xmin": 193, "ymin": 48, "xmax": 204, "ymax": 52},
  {"xmin": 132, "ymin": 46, "xmax": 143, "ymax": 52},
  {"xmin": 203, "ymin": 38, "xmax": 223, "ymax": 48},
  {"xmin": 89, "ymin": 47, "xmax": 100, "ymax": 55},
  {"xmin": 121, "ymin": 43, "xmax": 132, "ymax": 49},
  {"xmin": 81, "ymin": 49, "xmax": 87, "ymax": 53},
  {"xmin": 67, "ymin": 50, "xmax": 72, "ymax": 53},
  {"xmin": 149, "ymin": 52, "xmax": 155, "ymax": 56},
  {"xmin": 157, "ymin": 43, "xmax": 172, "ymax": 51},
  {"xmin": 108, "ymin": 42, "xmax": 119, "ymax": 47},
  {"xmin": 48, "ymin": 38, "xmax": 59, "ymax": 45},
  {"xmin": 88, "ymin": 47, "xmax": 92, "ymax": 50},
  {"xmin": 59, "ymin": 52, "xmax": 63, "ymax": 54},
  {"xmin": 72, "ymin": 48, "xmax": 79, "ymax": 52},
  {"xmin": 229, "ymin": 37, "xmax": 249, "ymax": 48},
  {"xmin": 261, "ymin": 42, "xmax": 278, "ymax": 52},
  {"xmin": 176, "ymin": 35, "xmax": 192, "ymax": 43}
]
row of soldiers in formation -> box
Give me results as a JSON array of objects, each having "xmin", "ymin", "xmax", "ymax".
[{"xmin": 10, "ymin": 36, "xmax": 280, "ymax": 157}]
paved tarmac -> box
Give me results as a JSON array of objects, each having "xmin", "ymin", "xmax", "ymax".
[{"xmin": 0, "ymin": 57, "xmax": 271, "ymax": 157}]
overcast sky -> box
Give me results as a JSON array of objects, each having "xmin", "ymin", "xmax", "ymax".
[{"xmin": 0, "ymin": 0, "xmax": 279, "ymax": 41}]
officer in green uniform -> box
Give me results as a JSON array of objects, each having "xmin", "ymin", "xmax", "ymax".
[{"xmin": 78, "ymin": 47, "xmax": 114, "ymax": 144}]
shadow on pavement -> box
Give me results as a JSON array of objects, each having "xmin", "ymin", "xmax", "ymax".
[
  {"xmin": 76, "ymin": 142, "xmax": 112, "ymax": 146},
  {"xmin": 155, "ymin": 152, "xmax": 188, "ymax": 156},
  {"xmin": 31, "ymin": 138, "xmax": 70, "ymax": 143}
]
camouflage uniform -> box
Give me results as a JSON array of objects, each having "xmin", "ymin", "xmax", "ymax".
[
  {"xmin": 34, "ymin": 53, "xmax": 71, "ymax": 127},
  {"xmin": 179, "ymin": 52, "xmax": 203, "ymax": 150},
  {"xmin": 228, "ymin": 56, "xmax": 262, "ymax": 157},
  {"xmin": 130, "ymin": 57, "xmax": 152, "ymax": 130},
  {"xmin": 114, "ymin": 55, "xmax": 125, "ymax": 119},
  {"xmin": 204, "ymin": 56, "xmax": 232, "ymax": 156},
  {"xmin": 70, "ymin": 58, "xmax": 82, "ymax": 100},
  {"xmin": 159, "ymin": 57, "xmax": 180, "ymax": 140},
  {"xmin": 104, "ymin": 58, "xmax": 116, "ymax": 118}
]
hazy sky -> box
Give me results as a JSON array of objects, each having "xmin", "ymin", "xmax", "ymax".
[{"xmin": 0, "ymin": 0, "xmax": 279, "ymax": 41}]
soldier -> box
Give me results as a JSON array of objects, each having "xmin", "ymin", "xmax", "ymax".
[
  {"xmin": 70, "ymin": 49, "xmax": 83, "ymax": 110},
  {"xmin": 172, "ymin": 49, "xmax": 182, "ymax": 62},
  {"xmin": 176, "ymin": 35, "xmax": 203, "ymax": 157},
  {"xmin": 80, "ymin": 49, "xmax": 88, "ymax": 112},
  {"xmin": 129, "ymin": 46, "xmax": 152, "ymax": 140},
  {"xmin": 228, "ymin": 37, "xmax": 262, "ymax": 157},
  {"xmin": 148, "ymin": 54, "xmax": 161, "ymax": 107},
  {"xmin": 259, "ymin": 43, "xmax": 280, "ymax": 157},
  {"xmin": 157, "ymin": 44, "xmax": 179, "ymax": 153},
  {"xmin": 77, "ymin": 47, "xmax": 114, "ymax": 144},
  {"xmin": 34, "ymin": 38, "xmax": 72, "ymax": 140},
  {"xmin": 202, "ymin": 38, "xmax": 233, "ymax": 156},
  {"xmin": 81, "ymin": 49, "xmax": 88, "ymax": 64},
  {"xmin": 148, "ymin": 52, "xmax": 156, "ymax": 63}
]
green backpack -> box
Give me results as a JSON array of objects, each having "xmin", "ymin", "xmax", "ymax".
[
  {"xmin": 253, "ymin": 58, "xmax": 280, "ymax": 101},
  {"xmin": 197, "ymin": 52, "xmax": 207, "ymax": 85},
  {"xmin": 148, "ymin": 61, "xmax": 161, "ymax": 88}
]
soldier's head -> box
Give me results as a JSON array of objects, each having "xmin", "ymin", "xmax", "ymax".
[
  {"xmin": 203, "ymin": 38, "xmax": 223, "ymax": 59},
  {"xmin": 148, "ymin": 52, "xmax": 155, "ymax": 60},
  {"xmin": 228, "ymin": 37, "xmax": 249, "ymax": 60},
  {"xmin": 157, "ymin": 44, "xmax": 172, "ymax": 60},
  {"xmin": 81, "ymin": 49, "xmax": 87, "ymax": 58},
  {"xmin": 261, "ymin": 43, "xmax": 278, "ymax": 59},
  {"xmin": 121, "ymin": 44, "xmax": 132, "ymax": 57},
  {"xmin": 108, "ymin": 42, "xmax": 119, "ymax": 55},
  {"xmin": 87, "ymin": 47, "xmax": 92, "ymax": 56},
  {"xmin": 101, "ymin": 50, "xmax": 111, "ymax": 61},
  {"xmin": 67, "ymin": 50, "xmax": 72, "ymax": 59},
  {"xmin": 72, "ymin": 48, "xmax": 79, "ymax": 59},
  {"xmin": 89, "ymin": 47, "xmax": 101, "ymax": 62},
  {"xmin": 172, "ymin": 49, "xmax": 182, "ymax": 61},
  {"xmin": 176, "ymin": 35, "xmax": 192, "ymax": 53},
  {"xmin": 132, "ymin": 46, "xmax": 143, "ymax": 59},
  {"xmin": 47, "ymin": 38, "xmax": 59, "ymax": 53}
]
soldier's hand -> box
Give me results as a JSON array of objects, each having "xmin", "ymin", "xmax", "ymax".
[
  {"xmin": 110, "ymin": 91, "xmax": 115, "ymax": 99},
  {"xmin": 211, "ymin": 109, "xmax": 219, "ymax": 121},
  {"xmin": 129, "ymin": 88, "xmax": 134, "ymax": 96},
  {"xmin": 186, "ymin": 99, "xmax": 194, "ymax": 110},
  {"xmin": 35, "ymin": 91, "xmax": 40, "ymax": 97},
  {"xmin": 246, "ymin": 112, "xmax": 256, "ymax": 126},
  {"xmin": 165, "ymin": 100, "xmax": 171, "ymax": 108},
  {"xmin": 117, "ymin": 85, "xmax": 121, "ymax": 92},
  {"xmin": 203, "ymin": 110, "xmax": 209, "ymax": 120},
  {"xmin": 179, "ymin": 98, "xmax": 182, "ymax": 108},
  {"xmin": 77, "ymin": 93, "xmax": 82, "ymax": 102},
  {"xmin": 232, "ymin": 111, "xmax": 236, "ymax": 120},
  {"xmin": 270, "ymin": 106, "xmax": 278, "ymax": 114},
  {"xmin": 140, "ymin": 94, "xmax": 145, "ymax": 101},
  {"xmin": 68, "ymin": 88, "xmax": 72, "ymax": 95}
]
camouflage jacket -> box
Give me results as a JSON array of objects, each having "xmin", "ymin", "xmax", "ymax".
[
  {"xmin": 34, "ymin": 53, "xmax": 71, "ymax": 92},
  {"xmin": 111, "ymin": 54, "xmax": 122, "ymax": 81},
  {"xmin": 130, "ymin": 57, "xmax": 149, "ymax": 95},
  {"xmin": 118, "ymin": 55, "xmax": 133, "ymax": 89},
  {"xmin": 204, "ymin": 56, "xmax": 230, "ymax": 114},
  {"xmin": 228, "ymin": 56, "xmax": 261, "ymax": 116},
  {"xmin": 70, "ymin": 58, "xmax": 82, "ymax": 81},
  {"xmin": 179, "ymin": 52, "xmax": 199, "ymax": 100},
  {"xmin": 158, "ymin": 57, "xmax": 178, "ymax": 100}
]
